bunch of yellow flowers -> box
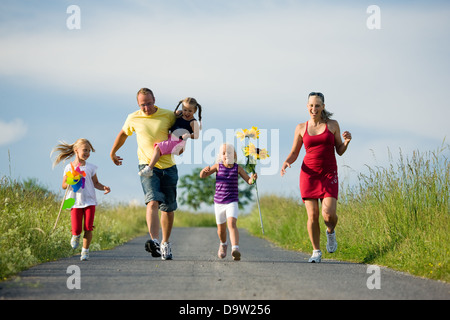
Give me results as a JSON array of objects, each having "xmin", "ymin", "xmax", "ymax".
[{"xmin": 236, "ymin": 126, "xmax": 269, "ymax": 173}]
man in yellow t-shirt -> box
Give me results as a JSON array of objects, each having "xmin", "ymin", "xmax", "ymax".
[{"xmin": 110, "ymin": 88, "xmax": 177, "ymax": 260}]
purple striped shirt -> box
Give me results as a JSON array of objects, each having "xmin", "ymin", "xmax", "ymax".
[{"xmin": 214, "ymin": 163, "xmax": 239, "ymax": 204}]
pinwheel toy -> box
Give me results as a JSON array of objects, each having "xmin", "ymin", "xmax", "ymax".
[
  {"xmin": 52, "ymin": 163, "xmax": 86, "ymax": 232},
  {"xmin": 66, "ymin": 162, "xmax": 86, "ymax": 193}
]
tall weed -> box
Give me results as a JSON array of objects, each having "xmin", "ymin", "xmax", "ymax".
[
  {"xmin": 242, "ymin": 145, "xmax": 449, "ymax": 281},
  {"xmin": 0, "ymin": 177, "xmax": 147, "ymax": 280}
]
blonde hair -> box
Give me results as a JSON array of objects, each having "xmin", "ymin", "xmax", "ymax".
[
  {"xmin": 51, "ymin": 138, "xmax": 95, "ymax": 167},
  {"xmin": 216, "ymin": 143, "xmax": 237, "ymax": 165},
  {"xmin": 174, "ymin": 97, "xmax": 203, "ymax": 126},
  {"xmin": 136, "ymin": 88, "xmax": 155, "ymax": 100}
]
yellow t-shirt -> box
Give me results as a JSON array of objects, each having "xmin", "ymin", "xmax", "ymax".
[{"xmin": 122, "ymin": 107, "xmax": 176, "ymax": 169}]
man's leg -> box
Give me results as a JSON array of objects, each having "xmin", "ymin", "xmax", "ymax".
[
  {"xmin": 158, "ymin": 165, "xmax": 178, "ymax": 260},
  {"xmin": 146, "ymin": 201, "xmax": 160, "ymax": 240},
  {"xmin": 161, "ymin": 211, "xmax": 174, "ymax": 244}
]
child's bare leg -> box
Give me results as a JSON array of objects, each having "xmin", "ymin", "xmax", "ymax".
[
  {"xmin": 228, "ymin": 217, "xmax": 240, "ymax": 260},
  {"xmin": 148, "ymin": 145, "xmax": 161, "ymax": 170},
  {"xmin": 217, "ymin": 222, "xmax": 228, "ymax": 259},
  {"xmin": 217, "ymin": 222, "xmax": 227, "ymax": 243},
  {"xmin": 227, "ymin": 217, "xmax": 239, "ymax": 247}
]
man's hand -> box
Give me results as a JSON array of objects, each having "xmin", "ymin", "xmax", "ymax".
[{"xmin": 111, "ymin": 154, "xmax": 123, "ymax": 166}]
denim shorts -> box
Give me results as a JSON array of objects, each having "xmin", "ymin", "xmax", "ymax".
[{"xmin": 139, "ymin": 165, "xmax": 178, "ymax": 212}]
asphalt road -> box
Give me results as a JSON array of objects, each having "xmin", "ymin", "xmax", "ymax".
[{"xmin": 1, "ymin": 227, "xmax": 448, "ymax": 300}]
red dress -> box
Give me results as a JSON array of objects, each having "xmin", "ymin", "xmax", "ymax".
[{"xmin": 300, "ymin": 121, "xmax": 338, "ymax": 201}]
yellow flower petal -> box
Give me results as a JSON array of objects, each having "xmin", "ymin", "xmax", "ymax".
[
  {"xmin": 236, "ymin": 131, "xmax": 246, "ymax": 141},
  {"xmin": 246, "ymin": 126, "xmax": 259, "ymax": 139},
  {"xmin": 257, "ymin": 148, "xmax": 269, "ymax": 160}
]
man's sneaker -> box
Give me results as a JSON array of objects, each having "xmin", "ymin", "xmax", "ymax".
[
  {"xmin": 71, "ymin": 235, "xmax": 81, "ymax": 249},
  {"xmin": 326, "ymin": 230, "xmax": 338, "ymax": 253},
  {"xmin": 218, "ymin": 243, "xmax": 227, "ymax": 259},
  {"xmin": 308, "ymin": 250, "xmax": 322, "ymax": 263},
  {"xmin": 138, "ymin": 166, "xmax": 153, "ymax": 177},
  {"xmin": 161, "ymin": 242, "xmax": 173, "ymax": 260},
  {"xmin": 145, "ymin": 239, "xmax": 161, "ymax": 257}
]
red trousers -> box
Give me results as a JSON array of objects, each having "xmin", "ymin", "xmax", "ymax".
[{"xmin": 71, "ymin": 206, "xmax": 95, "ymax": 235}]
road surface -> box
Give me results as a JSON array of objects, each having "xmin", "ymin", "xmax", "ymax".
[{"xmin": 1, "ymin": 227, "xmax": 448, "ymax": 300}]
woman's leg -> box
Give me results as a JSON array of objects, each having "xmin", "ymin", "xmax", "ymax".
[
  {"xmin": 321, "ymin": 197, "xmax": 338, "ymax": 233},
  {"xmin": 304, "ymin": 199, "xmax": 321, "ymax": 250}
]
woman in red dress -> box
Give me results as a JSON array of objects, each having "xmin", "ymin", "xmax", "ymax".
[{"xmin": 281, "ymin": 92, "xmax": 352, "ymax": 263}]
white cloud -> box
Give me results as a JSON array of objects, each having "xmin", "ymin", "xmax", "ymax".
[
  {"xmin": 1, "ymin": 4, "xmax": 448, "ymax": 140},
  {"xmin": 0, "ymin": 118, "xmax": 28, "ymax": 146},
  {"xmin": 0, "ymin": 2, "xmax": 449, "ymax": 203}
]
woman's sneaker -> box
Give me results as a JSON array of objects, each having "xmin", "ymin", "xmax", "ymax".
[
  {"xmin": 138, "ymin": 166, "xmax": 153, "ymax": 177},
  {"xmin": 326, "ymin": 230, "xmax": 338, "ymax": 253},
  {"xmin": 161, "ymin": 242, "xmax": 173, "ymax": 260},
  {"xmin": 71, "ymin": 235, "xmax": 81, "ymax": 249},
  {"xmin": 308, "ymin": 250, "xmax": 322, "ymax": 263},
  {"xmin": 145, "ymin": 239, "xmax": 161, "ymax": 257}
]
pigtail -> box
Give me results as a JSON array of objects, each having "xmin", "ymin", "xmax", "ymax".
[
  {"xmin": 196, "ymin": 103, "xmax": 202, "ymax": 130},
  {"xmin": 174, "ymin": 100, "xmax": 183, "ymax": 115}
]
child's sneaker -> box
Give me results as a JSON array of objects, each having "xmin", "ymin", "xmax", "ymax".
[
  {"xmin": 145, "ymin": 239, "xmax": 161, "ymax": 257},
  {"xmin": 308, "ymin": 250, "xmax": 322, "ymax": 263},
  {"xmin": 326, "ymin": 230, "xmax": 338, "ymax": 253},
  {"xmin": 218, "ymin": 243, "xmax": 227, "ymax": 259},
  {"xmin": 71, "ymin": 235, "xmax": 81, "ymax": 249},
  {"xmin": 161, "ymin": 242, "xmax": 173, "ymax": 260},
  {"xmin": 138, "ymin": 166, "xmax": 153, "ymax": 177},
  {"xmin": 231, "ymin": 249, "xmax": 241, "ymax": 261},
  {"xmin": 80, "ymin": 250, "xmax": 89, "ymax": 261}
]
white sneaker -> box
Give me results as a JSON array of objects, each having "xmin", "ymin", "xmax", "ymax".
[
  {"xmin": 80, "ymin": 250, "xmax": 89, "ymax": 261},
  {"xmin": 161, "ymin": 242, "xmax": 172, "ymax": 260},
  {"xmin": 308, "ymin": 250, "xmax": 322, "ymax": 263},
  {"xmin": 71, "ymin": 235, "xmax": 81, "ymax": 249},
  {"xmin": 138, "ymin": 166, "xmax": 153, "ymax": 177},
  {"xmin": 326, "ymin": 230, "xmax": 338, "ymax": 253}
]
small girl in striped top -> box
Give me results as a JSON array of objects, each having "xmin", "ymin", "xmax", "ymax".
[{"xmin": 200, "ymin": 143, "xmax": 257, "ymax": 261}]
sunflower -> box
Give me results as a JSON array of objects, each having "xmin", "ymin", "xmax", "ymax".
[{"xmin": 236, "ymin": 126, "xmax": 260, "ymax": 141}]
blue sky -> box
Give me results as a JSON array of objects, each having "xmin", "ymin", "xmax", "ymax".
[{"xmin": 1, "ymin": 1, "xmax": 449, "ymax": 211}]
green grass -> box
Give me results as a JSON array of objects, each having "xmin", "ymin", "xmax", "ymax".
[
  {"xmin": 1, "ymin": 144, "xmax": 448, "ymax": 282},
  {"xmin": 241, "ymin": 145, "xmax": 449, "ymax": 282},
  {"xmin": 0, "ymin": 177, "xmax": 148, "ymax": 280},
  {"xmin": 0, "ymin": 176, "xmax": 215, "ymax": 281}
]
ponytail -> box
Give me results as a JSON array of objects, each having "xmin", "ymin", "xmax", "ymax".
[{"xmin": 51, "ymin": 138, "xmax": 95, "ymax": 168}]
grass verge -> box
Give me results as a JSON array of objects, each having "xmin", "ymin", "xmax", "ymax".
[{"xmin": 241, "ymin": 145, "xmax": 449, "ymax": 282}]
